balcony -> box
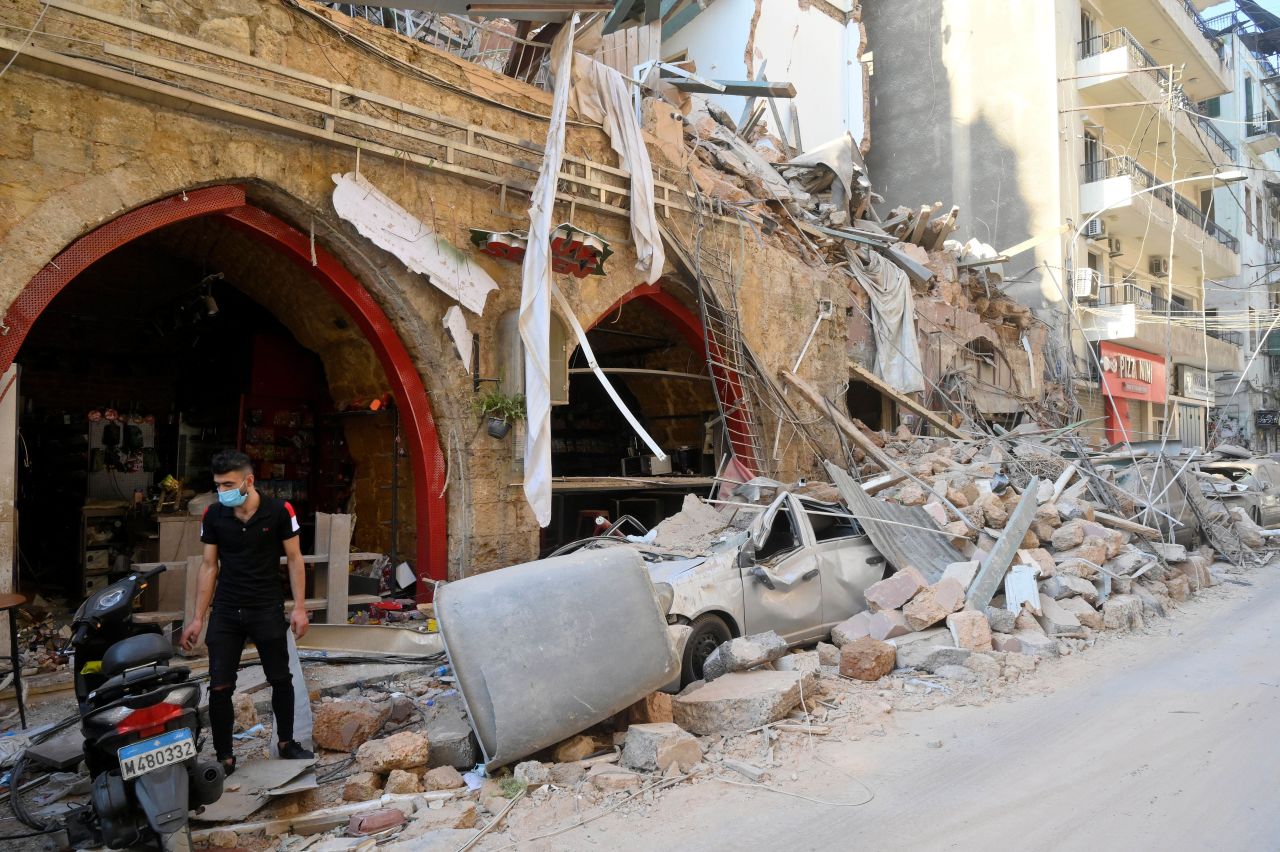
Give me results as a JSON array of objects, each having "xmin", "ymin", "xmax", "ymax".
[
  {"xmin": 1077, "ymin": 29, "xmax": 1233, "ymax": 171},
  {"xmin": 1079, "ymin": 155, "xmax": 1240, "ymax": 278},
  {"xmin": 1094, "ymin": 0, "xmax": 1230, "ymax": 101},
  {"xmin": 1246, "ymin": 112, "xmax": 1280, "ymax": 155},
  {"xmin": 1083, "ymin": 283, "xmax": 1243, "ymax": 371}
]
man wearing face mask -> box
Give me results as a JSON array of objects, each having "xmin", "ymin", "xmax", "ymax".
[{"xmin": 180, "ymin": 450, "xmax": 313, "ymax": 775}]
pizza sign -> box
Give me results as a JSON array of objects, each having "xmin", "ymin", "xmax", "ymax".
[{"xmin": 469, "ymin": 223, "xmax": 613, "ymax": 278}]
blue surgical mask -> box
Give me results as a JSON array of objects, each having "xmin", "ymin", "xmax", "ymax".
[{"xmin": 219, "ymin": 484, "xmax": 248, "ymax": 508}]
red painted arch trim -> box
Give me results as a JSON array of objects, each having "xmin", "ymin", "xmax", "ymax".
[
  {"xmin": 3, "ymin": 187, "xmax": 447, "ymax": 593},
  {"xmin": 591, "ymin": 282, "xmax": 759, "ymax": 476}
]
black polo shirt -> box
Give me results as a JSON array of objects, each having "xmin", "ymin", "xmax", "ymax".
[{"xmin": 200, "ymin": 496, "xmax": 300, "ymax": 608}]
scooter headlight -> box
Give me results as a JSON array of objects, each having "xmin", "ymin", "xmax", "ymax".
[{"xmin": 92, "ymin": 587, "xmax": 127, "ymax": 615}]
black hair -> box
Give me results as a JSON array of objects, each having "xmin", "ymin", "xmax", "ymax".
[{"xmin": 211, "ymin": 449, "xmax": 253, "ymax": 476}]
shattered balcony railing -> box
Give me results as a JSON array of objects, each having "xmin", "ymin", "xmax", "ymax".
[
  {"xmin": 1207, "ymin": 328, "xmax": 1244, "ymax": 346},
  {"xmin": 326, "ymin": 4, "xmax": 554, "ymax": 88},
  {"xmin": 1246, "ymin": 112, "xmax": 1278, "ymax": 139},
  {"xmin": 1081, "ymin": 156, "xmax": 1240, "ymax": 253},
  {"xmin": 1097, "ymin": 281, "xmax": 1155, "ymax": 310}
]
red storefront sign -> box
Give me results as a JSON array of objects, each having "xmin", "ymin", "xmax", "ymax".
[{"xmin": 1098, "ymin": 341, "xmax": 1166, "ymax": 403}]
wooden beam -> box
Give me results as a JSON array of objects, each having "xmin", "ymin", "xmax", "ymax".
[
  {"xmin": 664, "ymin": 0, "xmax": 712, "ymax": 37},
  {"xmin": 1092, "ymin": 510, "xmax": 1161, "ymax": 540},
  {"xmin": 602, "ymin": 0, "xmax": 640, "ymax": 35},
  {"xmin": 666, "ymin": 78, "xmax": 797, "ymax": 97},
  {"xmin": 847, "ymin": 361, "xmax": 966, "ymax": 439},
  {"xmin": 780, "ymin": 370, "xmax": 895, "ymax": 472}
]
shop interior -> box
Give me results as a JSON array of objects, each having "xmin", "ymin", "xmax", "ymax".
[
  {"xmin": 540, "ymin": 292, "xmax": 720, "ymax": 554},
  {"xmin": 15, "ymin": 218, "xmax": 406, "ymax": 609}
]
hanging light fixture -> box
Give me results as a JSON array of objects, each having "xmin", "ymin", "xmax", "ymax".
[{"xmin": 201, "ymin": 272, "xmax": 224, "ymax": 316}]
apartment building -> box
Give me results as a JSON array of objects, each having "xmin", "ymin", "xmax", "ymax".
[
  {"xmin": 865, "ymin": 0, "xmax": 1244, "ymax": 448},
  {"xmin": 1200, "ymin": 6, "xmax": 1280, "ymax": 451}
]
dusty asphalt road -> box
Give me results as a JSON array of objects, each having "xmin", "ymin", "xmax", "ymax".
[{"xmin": 552, "ymin": 563, "xmax": 1280, "ymax": 852}]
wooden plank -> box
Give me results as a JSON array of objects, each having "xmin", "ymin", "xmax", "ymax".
[
  {"xmin": 848, "ymin": 361, "xmax": 965, "ymax": 438},
  {"xmin": 779, "ymin": 370, "xmax": 896, "ymax": 471},
  {"xmin": 965, "ymin": 477, "xmax": 1042, "ymax": 610},
  {"xmin": 909, "ymin": 205, "xmax": 933, "ymax": 244},
  {"xmin": 1092, "ymin": 510, "xmax": 1161, "ymax": 540},
  {"xmin": 325, "ymin": 514, "xmax": 352, "ymax": 625},
  {"xmin": 789, "ymin": 100, "xmax": 803, "ymax": 151},
  {"xmin": 602, "ymin": 0, "xmax": 638, "ymax": 35},
  {"xmin": 133, "ymin": 610, "xmax": 184, "ymax": 625},
  {"xmin": 926, "ymin": 205, "xmax": 960, "ymax": 250}
]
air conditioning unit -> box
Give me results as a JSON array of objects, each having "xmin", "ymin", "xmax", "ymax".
[
  {"xmin": 1107, "ymin": 237, "xmax": 1123, "ymax": 257},
  {"xmin": 1073, "ymin": 268, "xmax": 1101, "ymax": 300},
  {"xmin": 1149, "ymin": 255, "xmax": 1171, "ymax": 276},
  {"xmin": 1083, "ymin": 218, "xmax": 1107, "ymax": 239}
]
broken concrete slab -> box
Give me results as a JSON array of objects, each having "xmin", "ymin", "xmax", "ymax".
[
  {"xmin": 1012, "ymin": 630, "xmax": 1059, "ymax": 658},
  {"xmin": 869, "ymin": 609, "xmax": 911, "ymax": 640},
  {"xmin": 946, "ymin": 610, "xmax": 993, "ymax": 651},
  {"xmin": 863, "ymin": 567, "xmax": 928, "ymax": 612},
  {"xmin": 990, "ymin": 633, "xmax": 1022, "ymax": 653},
  {"xmin": 620, "ymin": 723, "xmax": 703, "ymax": 773},
  {"xmin": 838, "ymin": 637, "xmax": 897, "ymax": 681},
  {"xmin": 1041, "ymin": 574, "xmax": 1099, "ymax": 604},
  {"xmin": 1056, "ymin": 596, "xmax": 1102, "ymax": 629},
  {"xmin": 1036, "ymin": 593, "xmax": 1084, "ymax": 637},
  {"xmin": 418, "ymin": 693, "xmax": 478, "ymax": 770},
  {"xmin": 672, "ymin": 670, "xmax": 813, "ymax": 735},
  {"xmin": 703, "ymin": 631, "xmax": 788, "ymax": 680},
  {"xmin": 941, "ymin": 560, "xmax": 980, "ymax": 591}
]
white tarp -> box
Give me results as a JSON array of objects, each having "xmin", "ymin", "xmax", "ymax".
[
  {"xmin": 566, "ymin": 52, "xmax": 665, "ymax": 283},
  {"xmin": 520, "ymin": 18, "xmax": 577, "ymax": 528},
  {"xmin": 332, "ymin": 172, "xmax": 499, "ymax": 315},
  {"xmin": 859, "ymin": 251, "xmax": 925, "ymax": 393},
  {"xmin": 443, "ymin": 305, "xmax": 472, "ymax": 372}
]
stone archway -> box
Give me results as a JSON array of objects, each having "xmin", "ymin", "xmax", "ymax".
[{"xmin": 2, "ymin": 185, "xmax": 448, "ymax": 591}]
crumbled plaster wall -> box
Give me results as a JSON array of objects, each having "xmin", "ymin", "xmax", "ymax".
[{"xmin": 1, "ymin": 0, "xmax": 869, "ymax": 573}]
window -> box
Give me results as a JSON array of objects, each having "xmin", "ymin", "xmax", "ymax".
[
  {"xmin": 1200, "ymin": 189, "xmax": 1216, "ymax": 223},
  {"xmin": 498, "ymin": 309, "xmax": 570, "ymax": 405},
  {"xmin": 804, "ymin": 503, "xmax": 860, "ymax": 542},
  {"xmin": 1083, "ymin": 130, "xmax": 1102, "ymax": 181},
  {"xmin": 1247, "ymin": 187, "xmax": 1255, "ymax": 236},
  {"xmin": 1257, "ymin": 194, "xmax": 1265, "ymax": 242},
  {"xmin": 1080, "ymin": 11, "xmax": 1098, "ymax": 56},
  {"xmin": 1246, "ymin": 77, "xmax": 1256, "ymax": 125},
  {"xmin": 1200, "ymin": 97, "xmax": 1221, "ymax": 118},
  {"xmin": 756, "ymin": 505, "xmax": 801, "ymax": 562}
]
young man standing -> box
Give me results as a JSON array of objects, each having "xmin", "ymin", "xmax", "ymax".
[{"xmin": 180, "ymin": 450, "xmax": 313, "ymax": 775}]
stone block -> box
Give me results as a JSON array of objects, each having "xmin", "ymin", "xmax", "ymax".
[
  {"xmin": 1012, "ymin": 629, "xmax": 1059, "ymax": 658},
  {"xmin": 1165, "ymin": 574, "xmax": 1190, "ymax": 601},
  {"xmin": 620, "ymin": 722, "xmax": 703, "ymax": 772},
  {"xmin": 990, "ymin": 633, "xmax": 1022, "ymax": 653},
  {"xmin": 1056, "ymin": 596, "xmax": 1102, "ymax": 629},
  {"xmin": 863, "ymin": 567, "xmax": 927, "ymax": 612},
  {"xmin": 1051, "ymin": 520, "xmax": 1086, "ymax": 551},
  {"xmin": 420, "ymin": 699, "xmax": 478, "ymax": 770},
  {"xmin": 893, "ymin": 638, "xmax": 970, "ymax": 672},
  {"xmin": 385, "ymin": 769, "xmax": 422, "ymax": 794},
  {"xmin": 869, "ymin": 609, "xmax": 911, "ymax": 640},
  {"xmin": 941, "ymin": 560, "xmax": 980, "ymax": 591},
  {"xmin": 348, "ymin": 808, "xmax": 407, "ymax": 836},
  {"xmin": 672, "ymin": 670, "xmax": 812, "ymax": 735},
  {"xmin": 1055, "ymin": 536, "xmax": 1108, "ymax": 567},
  {"xmin": 549, "ymin": 762, "xmax": 586, "ymax": 786},
  {"xmin": 1040, "ymin": 574, "xmax": 1099, "ymax": 605},
  {"xmin": 314, "ymin": 699, "xmax": 391, "ymax": 752},
  {"xmin": 816, "ymin": 642, "xmax": 841, "ymax": 667},
  {"xmin": 1035, "ymin": 594, "xmax": 1082, "ymax": 636},
  {"xmin": 356, "ymin": 731, "xmax": 431, "ymax": 773},
  {"xmin": 342, "ymin": 771, "xmax": 382, "ymax": 802},
  {"xmin": 627, "ymin": 691, "xmax": 674, "ymax": 725},
  {"xmin": 422, "ymin": 766, "xmax": 465, "ymax": 791},
  {"xmin": 838, "ymin": 637, "xmax": 897, "ymax": 681},
  {"xmin": 1102, "ymin": 595, "xmax": 1144, "ymax": 632},
  {"xmin": 514, "ymin": 761, "xmax": 551, "ymax": 787},
  {"xmin": 903, "ymin": 577, "xmax": 965, "ymax": 631},
  {"xmin": 830, "ymin": 612, "xmax": 872, "ymax": 647},
  {"xmin": 896, "ymin": 483, "xmax": 928, "ymax": 506},
  {"xmin": 589, "ymin": 765, "xmax": 643, "ymax": 791},
  {"xmin": 552, "ymin": 734, "xmax": 597, "ymax": 764},
  {"xmin": 946, "ymin": 610, "xmax": 993, "ymax": 651},
  {"xmin": 979, "ymin": 493, "xmax": 1008, "ymax": 528}
]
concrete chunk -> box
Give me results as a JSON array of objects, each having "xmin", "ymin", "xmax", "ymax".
[
  {"xmin": 868, "ymin": 609, "xmax": 911, "ymax": 640},
  {"xmin": 1102, "ymin": 594, "xmax": 1145, "ymax": 632},
  {"xmin": 1036, "ymin": 593, "xmax": 1084, "ymax": 636},
  {"xmin": 1041, "ymin": 574, "xmax": 1099, "ymax": 605},
  {"xmin": 314, "ymin": 699, "xmax": 391, "ymax": 752},
  {"xmin": 1151, "ymin": 542, "xmax": 1187, "ymax": 562},
  {"xmin": 620, "ymin": 723, "xmax": 703, "ymax": 773},
  {"xmin": 672, "ymin": 670, "xmax": 813, "ymax": 735},
  {"xmin": 1012, "ymin": 629, "xmax": 1059, "ymax": 657},
  {"xmin": 941, "ymin": 560, "xmax": 980, "ymax": 591},
  {"xmin": 1056, "ymin": 596, "xmax": 1102, "ymax": 629},
  {"xmin": 703, "ymin": 631, "xmax": 789, "ymax": 680},
  {"xmin": 830, "ymin": 612, "xmax": 872, "ymax": 647},
  {"xmin": 863, "ymin": 567, "xmax": 927, "ymax": 612},
  {"xmin": 984, "ymin": 605, "xmax": 1017, "ymax": 634}
]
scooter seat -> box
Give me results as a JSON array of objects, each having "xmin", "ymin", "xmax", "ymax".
[{"xmin": 100, "ymin": 633, "xmax": 173, "ymax": 678}]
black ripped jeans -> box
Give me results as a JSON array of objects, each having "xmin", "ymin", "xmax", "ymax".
[{"xmin": 206, "ymin": 604, "xmax": 294, "ymax": 760}]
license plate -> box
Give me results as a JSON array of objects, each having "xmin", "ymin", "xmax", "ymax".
[{"xmin": 118, "ymin": 729, "xmax": 195, "ymax": 780}]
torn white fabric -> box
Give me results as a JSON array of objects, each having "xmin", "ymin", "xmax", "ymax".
[
  {"xmin": 520, "ymin": 17, "xmax": 576, "ymax": 528},
  {"xmin": 858, "ymin": 251, "xmax": 925, "ymax": 393},
  {"xmin": 783, "ymin": 131, "xmax": 869, "ymax": 206},
  {"xmin": 551, "ymin": 281, "xmax": 665, "ymax": 459},
  {"xmin": 331, "ymin": 172, "xmax": 499, "ymax": 315},
  {"xmin": 442, "ymin": 306, "xmax": 472, "ymax": 372},
  {"xmin": 1021, "ymin": 334, "xmax": 1036, "ymax": 389},
  {"xmin": 565, "ymin": 52, "xmax": 665, "ymax": 283}
]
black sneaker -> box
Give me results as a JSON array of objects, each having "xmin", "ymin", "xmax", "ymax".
[{"xmin": 279, "ymin": 740, "xmax": 314, "ymax": 760}]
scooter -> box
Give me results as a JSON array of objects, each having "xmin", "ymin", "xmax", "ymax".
[{"xmin": 44, "ymin": 566, "xmax": 224, "ymax": 850}]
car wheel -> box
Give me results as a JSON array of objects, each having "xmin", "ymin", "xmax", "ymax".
[{"xmin": 681, "ymin": 614, "xmax": 732, "ymax": 687}]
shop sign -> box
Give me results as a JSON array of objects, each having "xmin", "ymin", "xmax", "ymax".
[
  {"xmin": 469, "ymin": 223, "xmax": 613, "ymax": 278},
  {"xmin": 1257, "ymin": 410, "xmax": 1279, "ymax": 428},
  {"xmin": 1177, "ymin": 365, "xmax": 1213, "ymax": 402},
  {"xmin": 1098, "ymin": 341, "xmax": 1166, "ymax": 403}
]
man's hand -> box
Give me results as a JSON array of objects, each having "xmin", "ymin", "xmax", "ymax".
[
  {"xmin": 180, "ymin": 617, "xmax": 203, "ymax": 651},
  {"xmin": 290, "ymin": 607, "xmax": 309, "ymax": 639}
]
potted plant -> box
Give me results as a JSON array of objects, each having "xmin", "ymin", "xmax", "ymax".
[{"xmin": 474, "ymin": 389, "xmax": 526, "ymax": 439}]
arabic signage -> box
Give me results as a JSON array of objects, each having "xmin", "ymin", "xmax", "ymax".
[
  {"xmin": 1257, "ymin": 410, "xmax": 1279, "ymax": 428},
  {"xmin": 1177, "ymin": 365, "xmax": 1214, "ymax": 402},
  {"xmin": 1098, "ymin": 341, "xmax": 1166, "ymax": 403}
]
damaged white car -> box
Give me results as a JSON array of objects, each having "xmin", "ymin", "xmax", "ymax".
[{"xmin": 555, "ymin": 490, "xmax": 888, "ymax": 685}]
